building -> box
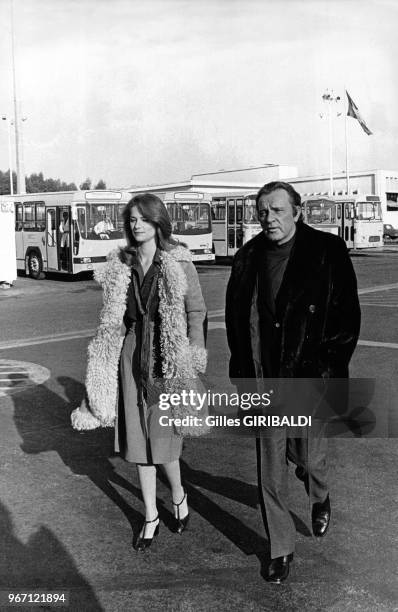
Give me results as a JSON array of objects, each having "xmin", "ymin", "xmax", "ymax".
[{"xmin": 128, "ymin": 164, "xmax": 298, "ymax": 195}]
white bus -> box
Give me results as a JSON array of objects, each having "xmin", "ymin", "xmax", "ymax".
[
  {"xmin": 302, "ymin": 195, "xmax": 383, "ymax": 249},
  {"xmin": 209, "ymin": 191, "xmax": 383, "ymax": 257},
  {"xmin": 163, "ymin": 192, "xmax": 215, "ymax": 262},
  {"xmin": 12, "ymin": 190, "xmax": 131, "ymax": 278},
  {"xmin": 210, "ymin": 193, "xmax": 260, "ymax": 258}
]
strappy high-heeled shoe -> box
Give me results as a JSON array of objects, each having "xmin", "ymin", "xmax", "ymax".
[
  {"xmin": 172, "ymin": 491, "xmax": 189, "ymax": 535},
  {"xmin": 133, "ymin": 516, "xmax": 160, "ymax": 551}
]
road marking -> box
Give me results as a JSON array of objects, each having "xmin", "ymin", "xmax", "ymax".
[
  {"xmin": 0, "ymin": 329, "xmax": 95, "ymax": 350},
  {"xmin": 208, "ymin": 309, "xmax": 224, "ymax": 318},
  {"xmin": 0, "ymin": 360, "xmax": 50, "ymax": 397},
  {"xmin": 208, "ymin": 322, "xmax": 398, "ymax": 349},
  {"xmin": 361, "ymin": 303, "xmax": 398, "ymax": 308},
  {"xmin": 358, "ymin": 340, "xmax": 398, "ymax": 349},
  {"xmin": 208, "ymin": 321, "xmax": 226, "ymax": 330},
  {"xmin": 358, "ymin": 282, "xmax": 398, "ymax": 295},
  {"xmin": 1, "ymin": 308, "xmax": 397, "ymax": 350}
]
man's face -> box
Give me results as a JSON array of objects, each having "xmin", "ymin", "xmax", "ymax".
[{"xmin": 257, "ymin": 188, "xmax": 300, "ymax": 245}]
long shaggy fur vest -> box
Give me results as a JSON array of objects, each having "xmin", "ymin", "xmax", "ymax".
[{"xmin": 71, "ymin": 246, "xmax": 207, "ymax": 431}]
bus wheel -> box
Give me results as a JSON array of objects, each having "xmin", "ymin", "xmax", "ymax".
[{"xmin": 27, "ymin": 251, "xmax": 44, "ymax": 280}]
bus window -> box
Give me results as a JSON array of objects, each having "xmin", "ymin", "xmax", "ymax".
[
  {"xmin": 15, "ymin": 203, "xmax": 23, "ymax": 231},
  {"xmin": 212, "ymin": 202, "xmax": 226, "ymax": 221},
  {"xmin": 75, "ymin": 204, "xmax": 124, "ymax": 240},
  {"xmin": 236, "ymin": 228, "xmax": 243, "ymax": 248},
  {"xmin": 337, "ymin": 204, "xmax": 341, "ymax": 219},
  {"xmin": 228, "ymin": 200, "xmax": 235, "ymax": 225},
  {"xmin": 236, "ymin": 199, "xmax": 243, "ymax": 223},
  {"xmin": 47, "ymin": 209, "xmax": 56, "ymax": 246},
  {"xmin": 47, "ymin": 209, "xmax": 56, "ymax": 230},
  {"xmin": 76, "ymin": 207, "xmax": 88, "ymax": 238},
  {"xmin": 244, "ymin": 203, "xmax": 257, "ymax": 223},
  {"xmin": 305, "ymin": 200, "xmax": 335, "ymax": 224},
  {"xmin": 23, "ymin": 204, "xmax": 35, "ymax": 230},
  {"xmin": 36, "ymin": 204, "xmax": 45, "ymax": 231},
  {"xmin": 198, "ymin": 204, "xmax": 210, "ymax": 227},
  {"xmin": 117, "ymin": 204, "xmax": 126, "ymax": 232},
  {"xmin": 357, "ymin": 202, "xmax": 376, "ymax": 220},
  {"xmin": 166, "ymin": 202, "xmax": 211, "ymax": 235}
]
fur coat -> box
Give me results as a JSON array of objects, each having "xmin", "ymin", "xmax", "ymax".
[
  {"xmin": 226, "ymin": 222, "xmax": 361, "ymax": 380},
  {"xmin": 71, "ymin": 245, "xmax": 208, "ymax": 431}
]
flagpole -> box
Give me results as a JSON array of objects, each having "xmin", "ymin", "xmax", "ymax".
[
  {"xmin": 344, "ymin": 88, "xmax": 350, "ymax": 195},
  {"xmin": 328, "ymin": 102, "xmax": 334, "ymax": 196},
  {"xmin": 10, "ymin": 0, "xmax": 26, "ymax": 195},
  {"xmin": 322, "ymin": 90, "xmax": 340, "ymax": 197}
]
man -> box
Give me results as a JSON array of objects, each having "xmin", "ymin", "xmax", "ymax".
[
  {"xmin": 59, "ymin": 211, "xmax": 70, "ymax": 270},
  {"xmin": 94, "ymin": 214, "xmax": 115, "ymax": 235},
  {"xmin": 225, "ymin": 182, "xmax": 360, "ymax": 583}
]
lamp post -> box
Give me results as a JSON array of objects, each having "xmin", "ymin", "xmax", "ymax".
[
  {"xmin": 321, "ymin": 90, "xmax": 341, "ymax": 196},
  {"xmin": 10, "ymin": 0, "xmax": 26, "ymax": 194},
  {"xmin": 1, "ymin": 115, "xmax": 14, "ymax": 194}
]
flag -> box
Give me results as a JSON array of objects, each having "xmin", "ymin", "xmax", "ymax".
[{"xmin": 346, "ymin": 91, "xmax": 372, "ymax": 135}]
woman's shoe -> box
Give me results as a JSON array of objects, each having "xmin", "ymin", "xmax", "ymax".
[
  {"xmin": 172, "ymin": 491, "xmax": 190, "ymax": 535},
  {"xmin": 133, "ymin": 516, "xmax": 160, "ymax": 552}
]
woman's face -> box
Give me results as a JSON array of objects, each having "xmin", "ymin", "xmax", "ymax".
[{"xmin": 129, "ymin": 206, "xmax": 157, "ymax": 245}]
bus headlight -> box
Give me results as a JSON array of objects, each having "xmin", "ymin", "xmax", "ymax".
[{"xmin": 82, "ymin": 257, "xmax": 92, "ymax": 263}]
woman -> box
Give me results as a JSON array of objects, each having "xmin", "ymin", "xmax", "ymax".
[{"xmin": 71, "ymin": 193, "xmax": 207, "ymax": 551}]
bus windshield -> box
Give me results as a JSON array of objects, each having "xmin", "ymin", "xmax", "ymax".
[
  {"xmin": 166, "ymin": 203, "xmax": 211, "ymax": 235},
  {"xmin": 76, "ymin": 203, "xmax": 125, "ymax": 240},
  {"xmin": 305, "ymin": 200, "xmax": 336, "ymax": 225},
  {"xmin": 357, "ymin": 202, "xmax": 382, "ymax": 220},
  {"xmin": 244, "ymin": 202, "xmax": 258, "ymax": 224}
]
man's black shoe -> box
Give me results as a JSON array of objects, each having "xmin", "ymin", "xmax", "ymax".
[
  {"xmin": 265, "ymin": 554, "xmax": 293, "ymax": 583},
  {"xmin": 312, "ymin": 494, "xmax": 331, "ymax": 537}
]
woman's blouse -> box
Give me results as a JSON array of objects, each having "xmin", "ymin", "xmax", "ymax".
[{"xmin": 124, "ymin": 250, "xmax": 161, "ymax": 328}]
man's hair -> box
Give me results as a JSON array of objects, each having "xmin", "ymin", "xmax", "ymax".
[{"xmin": 255, "ymin": 181, "xmax": 301, "ymax": 214}]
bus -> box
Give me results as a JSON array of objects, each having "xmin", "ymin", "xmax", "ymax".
[
  {"xmin": 211, "ymin": 192, "xmax": 260, "ymax": 258},
  {"xmin": 12, "ymin": 190, "xmax": 131, "ymax": 278},
  {"xmin": 162, "ymin": 191, "xmax": 215, "ymax": 262},
  {"xmin": 302, "ymin": 195, "xmax": 383, "ymax": 249},
  {"xmin": 209, "ymin": 191, "xmax": 383, "ymax": 257}
]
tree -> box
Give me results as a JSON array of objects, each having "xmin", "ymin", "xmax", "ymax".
[
  {"xmin": 80, "ymin": 178, "xmax": 92, "ymax": 190},
  {"xmin": 0, "ymin": 169, "xmax": 97, "ymax": 194},
  {"xmin": 0, "ymin": 170, "xmax": 17, "ymax": 195},
  {"xmin": 24, "ymin": 172, "xmax": 77, "ymax": 193}
]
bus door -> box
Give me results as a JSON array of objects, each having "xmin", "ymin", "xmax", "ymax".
[
  {"xmin": 343, "ymin": 202, "xmax": 355, "ymax": 248},
  {"xmin": 227, "ymin": 198, "xmax": 243, "ymax": 256},
  {"xmin": 59, "ymin": 207, "xmax": 72, "ymax": 272},
  {"xmin": 14, "ymin": 203, "xmax": 24, "ymax": 269},
  {"xmin": 46, "ymin": 208, "xmax": 59, "ymax": 270}
]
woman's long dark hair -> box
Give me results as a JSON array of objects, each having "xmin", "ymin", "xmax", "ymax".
[{"xmin": 122, "ymin": 193, "xmax": 179, "ymax": 257}]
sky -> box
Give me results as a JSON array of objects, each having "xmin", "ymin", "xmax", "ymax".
[{"xmin": 0, "ymin": 0, "xmax": 397, "ymax": 188}]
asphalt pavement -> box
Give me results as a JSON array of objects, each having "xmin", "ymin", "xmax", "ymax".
[{"xmin": 0, "ymin": 253, "xmax": 397, "ymax": 611}]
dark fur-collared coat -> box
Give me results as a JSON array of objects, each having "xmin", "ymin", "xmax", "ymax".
[{"xmin": 225, "ymin": 222, "xmax": 361, "ymax": 381}]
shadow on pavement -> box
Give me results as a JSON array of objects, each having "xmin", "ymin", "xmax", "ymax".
[
  {"xmin": 9, "ymin": 376, "xmax": 313, "ymax": 576},
  {"xmin": 11, "ymin": 377, "xmax": 146, "ymax": 534},
  {"xmin": 177, "ymin": 461, "xmax": 311, "ymax": 561},
  {"xmin": 0, "ymin": 501, "xmax": 102, "ymax": 611}
]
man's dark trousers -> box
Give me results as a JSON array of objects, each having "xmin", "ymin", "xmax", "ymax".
[{"xmin": 256, "ymin": 425, "xmax": 328, "ymax": 559}]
